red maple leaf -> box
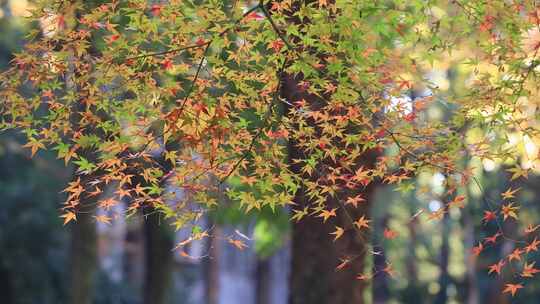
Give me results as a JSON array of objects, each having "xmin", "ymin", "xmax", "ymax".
[
  {"xmin": 488, "ymin": 260, "xmax": 505, "ymax": 275},
  {"xmin": 482, "ymin": 210, "xmax": 497, "ymax": 224},
  {"xmin": 161, "ymin": 59, "xmax": 174, "ymax": 70},
  {"xmin": 472, "ymin": 242, "xmax": 483, "ymax": 257},
  {"xmin": 151, "ymin": 4, "xmax": 162, "ymax": 16}
]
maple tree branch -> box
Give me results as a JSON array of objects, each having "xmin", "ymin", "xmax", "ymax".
[{"xmin": 124, "ymin": 2, "xmax": 263, "ymax": 61}]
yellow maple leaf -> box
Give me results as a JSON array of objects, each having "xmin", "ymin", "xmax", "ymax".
[
  {"xmin": 317, "ymin": 208, "xmax": 337, "ymax": 223},
  {"xmin": 93, "ymin": 214, "xmax": 112, "ymax": 225},
  {"xmin": 61, "ymin": 211, "xmax": 77, "ymax": 225},
  {"xmin": 501, "ymin": 187, "xmax": 520, "ymax": 200},
  {"xmin": 501, "ymin": 203, "xmax": 519, "ymax": 221},
  {"xmin": 330, "ymin": 226, "xmax": 344, "ymax": 241},
  {"xmin": 502, "ymin": 283, "xmax": 523, "ymax": 297}
]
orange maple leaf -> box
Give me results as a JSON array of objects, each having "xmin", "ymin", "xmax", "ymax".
[
  {"xmin": 524, "ymin": 224, "xmax": 540, "ymax": 234},
  {"xmin": 61, "ymin": 211, "xmax": 77, "ymax": 225},
  {"xmin": 521, "ymin": 262, "xmax": 540, "ymax": 278},
  {"xmin": 508, "ymin": 248, "xmax": 523, "ymax": 262},
  {"xmin": 525, "ymin": 237, "xmax": 540, "ymax": 253},
  {"xmin": 317, "ymin": 208, "xmax": 337, "ymax": 223},
  {"xmin": 472, "ymin": 242, "xmax": 483, "ymax": 257},
  {"xmin": 228, "ymin": 238, "xmax": 248, "ymax": 251},
  {"xmin": 330, "ymin": 226, "xmax": 344, "ymax": 241},
  {"xmin": 502, "ymin": 283, "xmax": 523, "ymax": 297},
  {"xmin": 353, "ymin": 215, "xmax": 370, "ymax": 230},
  {"xmin": 336, "ymin": 258, "xmax": 351, "ymax": 270},
  {"xmin": 383, "ymin": 228, "xmax": 398, "ymax": 240},
  {"xmin": 345, "ymin": 195, "xmax": 365, "ymax": 208}
]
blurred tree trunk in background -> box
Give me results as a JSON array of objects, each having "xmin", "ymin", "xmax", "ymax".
[
  {"xmin": 205, "ymin": 225, "xmax": 221, "ymax": 304},
  {"xmin": 256, "ymin": 257, "xmax": 271, "ymax": 304},
  {"xmin": 143, "ymin": 210, "xmax": 174, "ymax": 304},
  {"xmin": 435, "ymin": 212, "xmax": 450, "ymax": 304},
  {"xmin": 0, "ymin": 264, "xmax": 13, "ymax": 303},
  {"xmin": 70, "ymin": 204, "xmax": 97, "ymax": 304},
  {"xmin": 464, "ymin": 204, "xmax": 479, "ymax": 304},
  {"xmin": 373, "ymin": 216, "xmax": 390, "ymax": 304}
]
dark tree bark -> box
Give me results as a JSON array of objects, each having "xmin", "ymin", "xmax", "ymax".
[
  {"xmin": 205, "ymin": 225, "xmax": 221, "ymax": 304},
  {"xmin": 283, "ymin": 73, "xmax": 378, "ymax": 304},
  {"xmin": 143, "ymin": 210, "xmax": 174, "ymax": 304},
  {"xmin": 435, "ymin": 212, "xmax": 450, "ymax": 304},
  {"xmin": 373, "ymin": 216, "xmax": 390, "ymax": 304},
  {"xmin": 70, "ymin": 207, "xmax": 97, "ymax": 304},
  {"xmin": 256, "ymin": 257, "xmax": 271, "ymax": 304}
]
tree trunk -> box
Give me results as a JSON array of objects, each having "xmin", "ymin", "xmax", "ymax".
[
  {"xmin": 143, "ymin": 211, "xmax": 174, "ymax": 304},
  {"xmin": 70, "ymin": 208, "xmax": 97, "ymax": 304},
  {"xmin": 435, "ymin": 212, "xmax": 450, "ymax": 304},
  {"xmin": 283, "ymin": 74, "xmax": 377, "ymax": 304},
  {"xmin": 372, "ymin": 216, "xmax": 390, "ymax": 304},
  {"xmin": 256, "ymin": 257, "xmax": 271, "ymax": 304},
  {"xmin": 205, "ymin": 225, "xmax": 221, "ymax": 304},
  {"xmin": 464, "ymin": 206, "xmax": 479, "ymax": 304}
]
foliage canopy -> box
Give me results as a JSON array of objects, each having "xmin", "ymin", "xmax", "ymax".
[{"xmin": 2, "ymin": 0, "xmax": 540, "ymax": 296}]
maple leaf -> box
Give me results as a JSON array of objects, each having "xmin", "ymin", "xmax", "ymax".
[
  {"xmin": 150, "ymin": 4, "xmax": 162, "ymax": 16},
  {"xmin": 246, "ymin": 12, "xmax": 264, "ymax": 21},
  {"xmin": 161, "ymin": 59, "xmax": 174, "ymax": 70},
  {"xmin": 356, "ymin": 273, "xmax": 371, "ymax": 281},
  {"xmin": 330, "ymin": 226, "xmax": 344, "ymax": 241},
  {"xmin": 502, "ymin": 283, "xmax": 523, "ymax": 297},
  {"xmin": 403, "ymin": 112, "xmax": 416, "ymax": 122},
  {"xmin": 115, "ymin": 187, "xmax": 131, "ymax": 199},
  {"xmin": 57, "ymin": 15, "xmax": 65, "ymax": 29},
  {"xmin": 501, "ymin": 203, "xmax": 519, "ymax": 221},
  {"xmin": 317, "ymin": 208, "xmax": 337, "ymax": 223},
  {"xmin": 525, "ymin": 237, "xmax": 540, "ymax": 253},
  {"xmin": 228, "ymin": 238, "xmax": 248, "ymax": 250},
  {"xmin": 488, "ymin": 260, "xmax": 505, "ymax": 275},
  {"xmin": 525, "ymin": 224, "xmax": 540, "ymax": 234},
  {"xmin": 42, "ymin": 89, "xmax": 54, "ymax": 99},
  {"xmin": 268, "ymin": 39, "xmax": 285, "ymax": 52},
  {"xmin": 482, "ymin": 210, "xmax": 497, "ymax": 224},
  {"xmin": 521, "ymin": 262, "xmax": 540, "ymax": 278},
  {"xmin": 336, "ymin": 258, "xmax": 351, "ymax": 270},
  {"xmin": 507, "ymin": 248, "xmax": 523, "ymax": 262},
  {"xmin": 353, "ymin": 215, "xmax": 370, "ymax": 230},
  {"xmin": 22, "ymin": 140, "xmax": 45, "ymax": 157},
  {"xmin": 427, "ymin": 209, "xmax": 445, "ymax": 221},
  {"xmin": 382, "ymin": 263, "xmax": 396, "ymax": 277},
  {"xmin": 345, "ymin": 195, "xmax": 365, "ymax": 208},
  {"xmin": 61, "ymin": 211, "xmax": 77, "ymax": 226},
  {"xmin": 106, "ymin": 34, "xmax": 120, "ymax": 44},
  {"xmin": 472, "ymin": 242, "xmax": 483, "ymax": 257},
  {"xmin": 484, "ymin": 232, "xmax": 501, "ymax": 244},
  {"xmin": 383, "ymin": 228, "xmax": 398, "ymax": 240},
  {"xmin": 506, "ymin": 166, "xmax": 528, "ymax": 181},
  {"xmin": 501, "ymin": 187, "xmax": 520, "ymax": 200},
  {"xmin": 448, "ymin": 195, "xmax": 466, "ymax": 209},
  {"xmin": 93, "ymin": 214, "xmax": 112, "ymax": 225}
]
